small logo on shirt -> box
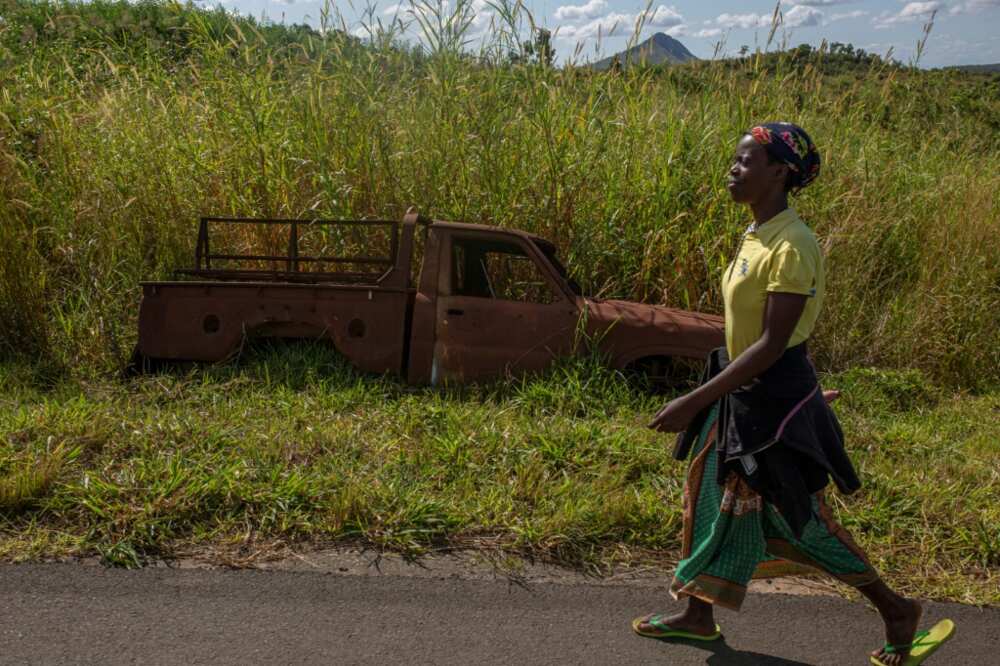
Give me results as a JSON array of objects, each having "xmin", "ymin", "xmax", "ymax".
[{"xmin": 739, "ymin": 258, "xmax": 749, "ymax": 277}]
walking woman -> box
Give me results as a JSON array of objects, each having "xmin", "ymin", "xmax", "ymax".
[{"xmin": 633, "ymin": 123, "xmax": 954, "ymax": 665}]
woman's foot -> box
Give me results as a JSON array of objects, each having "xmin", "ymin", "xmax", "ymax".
[
  {"xmin": 870, "ymin": 597, "xmax": 923, "ymax": 665},
  {"xmin": 634, "ymin": 607, "xmax": 717, "ymax": 637}
]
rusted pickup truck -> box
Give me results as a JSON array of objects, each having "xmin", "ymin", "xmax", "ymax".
[{"xmin": 136, "ymin": 211, "xmax": 723, "ymax": 386}]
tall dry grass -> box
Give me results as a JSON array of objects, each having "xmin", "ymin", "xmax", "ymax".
[{"xmin": 1, "ymin": 0, "xmax": 998, "ymax": 386}]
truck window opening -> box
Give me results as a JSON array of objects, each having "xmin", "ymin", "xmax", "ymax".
[
  {"xmin": 451, "ymin": 238, "xmax": 559, "ymax": 304},
  {"xmin": 480, "ymin": 258, "xmax": 497, "ymax": 299},
  {"xmin": 534, "ymin": 241, "xmax": 582, "ymax": 296}
]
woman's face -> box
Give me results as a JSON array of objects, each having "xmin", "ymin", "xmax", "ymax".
[{"xmin": 727, "ymin": 135, "xmax": 786, "ymax": 204}]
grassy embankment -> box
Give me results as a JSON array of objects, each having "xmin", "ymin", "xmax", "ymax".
[
  {"xmin": 1, "ymin": 1, "xmax": 998, "ymax": 602},
  {"xmin": 2, "ymin": 349, "xmax": 998, "ymax": 604}
]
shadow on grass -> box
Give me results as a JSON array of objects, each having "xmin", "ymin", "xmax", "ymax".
[{"xmin": 124, "ymin": 336, "xmax": 668, "ymax": 414}]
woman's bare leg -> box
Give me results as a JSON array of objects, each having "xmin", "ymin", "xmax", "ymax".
[{"xmin": 857, "ymin": 579, "xmax": 923, "ymax": 665}]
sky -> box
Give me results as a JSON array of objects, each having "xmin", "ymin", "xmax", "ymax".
[{"xmin": 203, "ymin": 0, "xmax": 1000, "ymax": 67}]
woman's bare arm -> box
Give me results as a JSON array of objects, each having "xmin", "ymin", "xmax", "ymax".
[{"xmin": 648, "ymin": 292, "xmax": 808, "ymax": 433}]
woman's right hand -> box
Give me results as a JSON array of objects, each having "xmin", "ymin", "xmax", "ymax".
[{"xmin": 648, "ymin": 394, "xmax": 702, "ymax": 433}]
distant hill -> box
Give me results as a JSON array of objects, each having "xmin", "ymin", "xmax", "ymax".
[
  {"xmin": 590, "ymin": 33, "xmax": 697, "ymax": 71},
  {"xmin": 946, "ymin": 64, "xmax": 1000, "ymax": 73}
]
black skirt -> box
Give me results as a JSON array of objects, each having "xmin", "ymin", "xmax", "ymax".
[{"xmin": 674, "ymin": 344, "xmax": 860, "ymax": 537}]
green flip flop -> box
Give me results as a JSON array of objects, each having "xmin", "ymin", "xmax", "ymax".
[
  {"xmin": 631, "ymin": 614, "xmax": 722, "ymax": 641},
  {"xmin": 869, "ymin": 618, "xmax": 956, "ymax": 666}
]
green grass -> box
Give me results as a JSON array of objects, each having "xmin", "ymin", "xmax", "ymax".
[{"xmin": 1, "ymin": 346, "xmax": 997, "ymax": 604}]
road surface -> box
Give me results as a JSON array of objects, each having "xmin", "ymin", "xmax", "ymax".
[{"xmin": 1, "ymin": 561, "xmax": 996, "ymax": 664}]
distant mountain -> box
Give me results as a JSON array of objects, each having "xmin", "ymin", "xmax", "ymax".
[{"xmin": 590, "ymin": 33, "xmax": 698, "ymax": 71}]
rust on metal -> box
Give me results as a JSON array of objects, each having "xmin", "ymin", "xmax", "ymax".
[{"xmin": 136, "ymin": 211, "xmax": 723, "ymax": 385}]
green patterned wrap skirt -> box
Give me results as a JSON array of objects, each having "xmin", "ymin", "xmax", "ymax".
[{"xmin": 670, "ymin": 405, "xmax": 879, "ymax": 611}]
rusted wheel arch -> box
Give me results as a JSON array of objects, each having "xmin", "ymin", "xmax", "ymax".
[{"xmin": 622, "ymin": 354, "xmax": 701, "ymax": 393}]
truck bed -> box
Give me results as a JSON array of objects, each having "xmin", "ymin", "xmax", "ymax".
[{"xmin": 138, "ymin": 280, "xmax": 416, "ymax": 375}]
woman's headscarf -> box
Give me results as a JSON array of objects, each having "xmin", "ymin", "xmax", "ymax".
[{"xmin": 748, "ymin": 122, "xmax": 821, "ymax": 191}]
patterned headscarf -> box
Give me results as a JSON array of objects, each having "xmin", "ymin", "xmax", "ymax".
[{"xmin": 748, "ymin": 122, "xmax": 821, "ymax": 191}]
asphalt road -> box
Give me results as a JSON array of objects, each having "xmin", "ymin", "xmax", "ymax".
[{"xmin": 1, "ymin": 563, "xmax": 996, "ymax": 665}]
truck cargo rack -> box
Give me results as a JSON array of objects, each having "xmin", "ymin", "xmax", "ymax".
[{"xmin": 175, "ymin": 217, "xmax": 400, "ymax": 285}]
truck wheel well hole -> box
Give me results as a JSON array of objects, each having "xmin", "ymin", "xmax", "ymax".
[
  {"xmin": 234, "ymin": 338, "xmax": 370, "ymax": 386},
  {"xmin": 347, "ymin": 318, "xmax": 366, "ymax": 339},
  {"xmin": 624, "ymin": 355, "xmax": 701, "ymax": 394},
  {"xmin": 203, "ymin": 314, "xmax": 221, "ymax": 334}
]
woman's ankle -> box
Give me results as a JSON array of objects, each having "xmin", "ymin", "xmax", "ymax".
[
  {"xmin": 686, "ymin": 596, "xmax": 715, "ymax": 621},
  {"xmin": 857, "ymin": 579, "xmax": 915, "ymax": 617}
]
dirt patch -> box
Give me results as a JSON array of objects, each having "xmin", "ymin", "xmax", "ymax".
[{"xmin": 138, "ymin": 543, "xmax": 842, "ymax": 598}]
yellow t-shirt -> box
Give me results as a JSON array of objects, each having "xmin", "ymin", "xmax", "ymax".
[{"xmin": 721, "ymin": 208, "xmax": 824, "ymax": 360}]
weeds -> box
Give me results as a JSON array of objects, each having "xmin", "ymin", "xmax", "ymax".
[
  {"xmin": 1, "ymin": 349, "xmax": 998, "ymax": 602},
  {"xmin": 0, "ymin": 0, "xmax": 997, "ymax": 386},
  {"xmin": 0, "ymin": 441, "xmax": 74, "ymax": 513}
]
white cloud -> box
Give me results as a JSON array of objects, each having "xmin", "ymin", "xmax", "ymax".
[
  {"xmin": 785, "ymin": 0, "xmax": 856, "ymax": 5},
  {"xmin": 785, "ymin": 5, "xmax": 824, "ymax": 26},
  {"xmin": 646, "ymin": 5, "xmax": 683, "ymax": 28},
  {"xmin": 948, "ymin": 0, "xmax": 1000, "ymax": 15},
  {"xmin": 554, "ymin": 0, "xmax": 607, "ymax": 22},
  {"xmin": 467, "ymin": 15, "xmax": 493, "ymax": 33},
  {"xmin": 715, "ymin": 12, "xmax": 771, "ymax": 29},
  {"xmin": 830, "ymin": 10, "xmax": 868, "ymax": 20},
  {"xmin": 555, "ymin": 5, "xmax": 685, "ymax": 41},
  {"xmin": 695, "ymin": 27, "xmax": 723, "ymax": 38},
  {"xmin": 383, "ymin": 1, "xmax": 454, "ymax": 17},
  {"xmin": 899, "ymin": 1, "xmax": 942, "ymax": 17},
  {"xmin": 874, "ymin": 1, "xmax": 941, "ymax": 28},
  {"xmin": 558, "ymin": 12, "xmax": 633, "ymax": 40},
  {"xmin": 377, "ymin": 1, "xmax": 492, "ymax": 39}
]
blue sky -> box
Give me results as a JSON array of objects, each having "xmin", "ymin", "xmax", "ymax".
[{"xmin": 205, "ymin": 0, "xmax": 1000, "ymax": 67}]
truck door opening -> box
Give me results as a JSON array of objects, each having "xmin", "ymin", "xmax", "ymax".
[{"xmin": 430, "ymin": 234, "xmax": 578, "ymax": 384}]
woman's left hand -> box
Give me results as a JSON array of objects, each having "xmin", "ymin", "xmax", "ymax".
[{"xmin": 648, "ymin": 395, "xmax": 702, "ymax": 433}]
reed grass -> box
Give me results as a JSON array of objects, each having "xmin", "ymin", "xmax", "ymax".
[{"xmin": 0, "ymin": 0, "xmax": 997, "ymax": 386}]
